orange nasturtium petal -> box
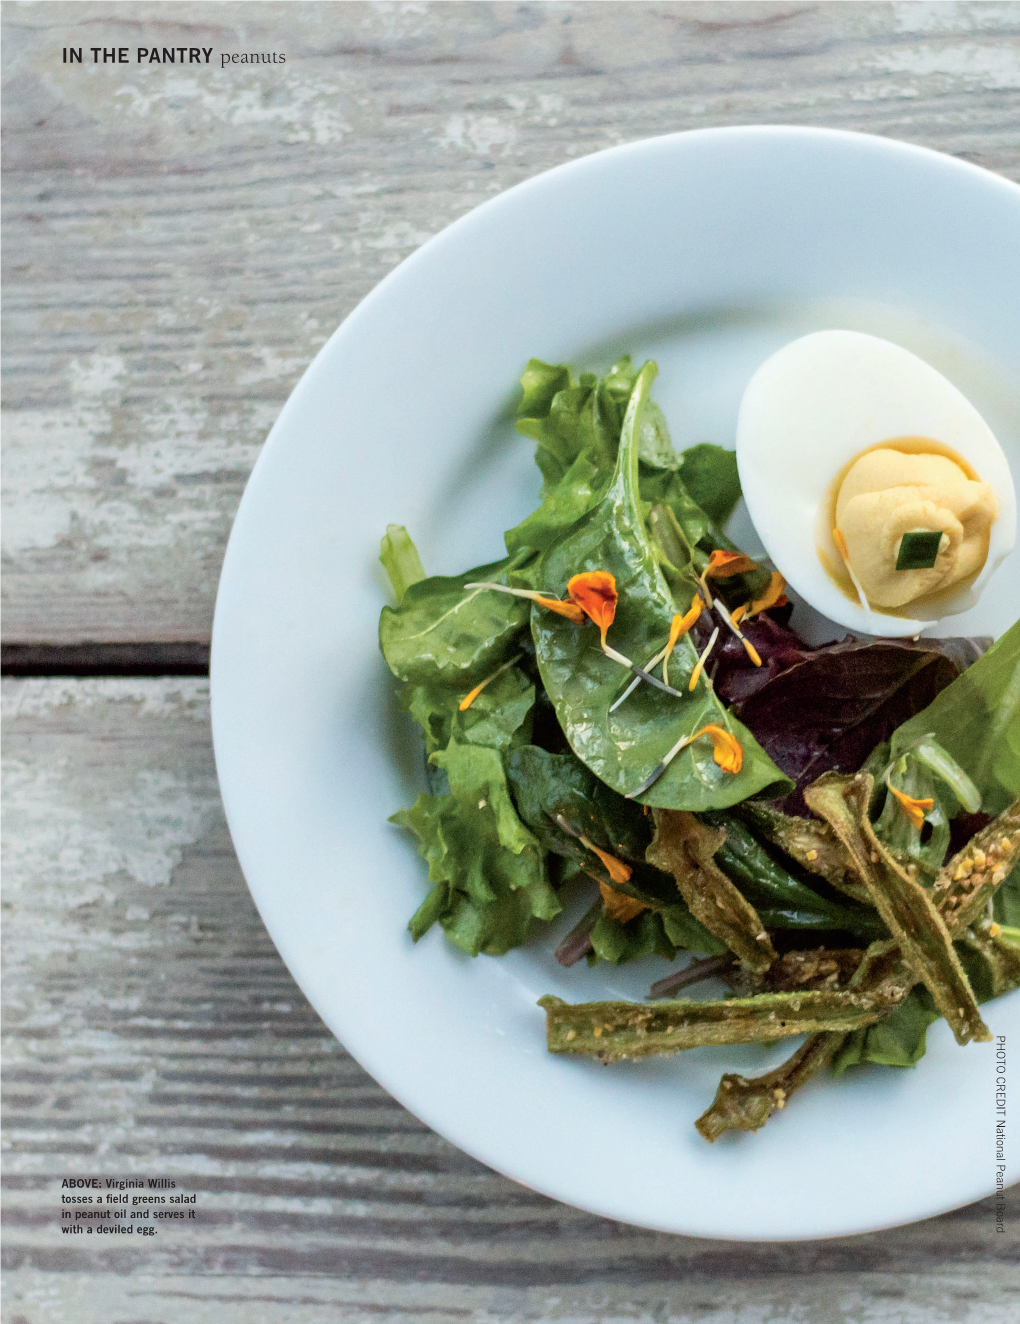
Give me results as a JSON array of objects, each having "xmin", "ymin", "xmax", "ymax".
[
  {"xmin": 662, "ymin": 595, "xmax": 704, "ymax": 687},
  {"xmin": 887, "ymin": 782, "xmax": 934, "ymax": 831},
  {"xmin": 749, "ymin": 571, "xmax": 787, "ymax": 615},
  {"xmin": 704, "ymin": 549, "xmax": 757, "ymax": 579},
  {"xmin": 535, "ymin": 595, "xmax": 587, "ymax": 624},
  {"xmin": 599, "ymin": 881, "xmax": 648, "ymax": 923},
  {"xmin": 459, "ymin": 680, "xmax": 488, "ymax": 712},
  {"xmin": 567, "ymin": 571, "xmax": 618, "ymax": 645},
  {"xmin": 589, "ymin": 844, "xmax": 633, "ymax": 886},
  {"xmin": 671, "ymin": 595, "xmax": 704, "ymax": 644},
  {"xmin": 695, "ymin": 724, "xmax": 743, "ymax": 774},
  {"xmin": 458, "ymin": 654, "xmax": 523, "ymax": 712}
]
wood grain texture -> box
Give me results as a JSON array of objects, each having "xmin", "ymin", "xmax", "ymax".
[
  {"xmin": 3, "ymin": 677, "xmax": 1020, "ymax": 1322},
  {"xmin": 4, "ymin": 0, "xmax": 1020, "ymax": 643}
]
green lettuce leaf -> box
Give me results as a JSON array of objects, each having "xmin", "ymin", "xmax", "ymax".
[
  {"xmin": 518, "ymin": 358, "xmax": 572, "ymax": 419},
  {"xmin": 589, "ymin": 910, "xmax": 679, "ymax": 965},
  {"xmin": 832, "ymin": 987, "xmax": 939, "ymax": 1072},
  {"xmin": 993, "ymin": 861, "xmax": 1020, "ymax": 928},
  {"xmin": 889, "ymin": 619, "xmax": 1020, "ymax": 816},
  {"xmin": 531, "ymin": 360, "xmax": 793, "ymax": 810},
  {"xmin": 391, "ymin": 742, "xmax": 559, "ymax": 956},
  {"xmin": 379, "ymin": 524, "xmax": 426, "ymax": 603},
  {"xmin": 379, "ymin": 551, "xmax": 533, "ymax": 687},
  {"xmin": 505, "ymin": 745, "xmax": 728, "ymax": 956},
  {"xmin": 672, "ymin": 443, "xmax": 742, "ymax": 527},
  {"xmin": 505, "ymin": 363, "xmax": 619, "ymax": 559},
  {"xmin": 399, "ymin": 664, "xmax": 535, "ymax": 757}
]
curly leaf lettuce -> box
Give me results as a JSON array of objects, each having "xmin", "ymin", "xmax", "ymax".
[
  {"xmin": 399, "ymin": 664, "xmax": 535, "ymax": 758},
  {"xmin": 392, "ymin": 742, "xmax": 560, "ymax": 956}
]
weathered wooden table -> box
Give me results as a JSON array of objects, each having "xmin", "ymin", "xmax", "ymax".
[{"xmin": 4, "ymin": 4, "xmax": 1019, "ymax": 1320}]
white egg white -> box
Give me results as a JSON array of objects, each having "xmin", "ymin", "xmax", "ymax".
[{"xmin": 735, "ymin": 330, "xmax": 1016, "ymax": 637}]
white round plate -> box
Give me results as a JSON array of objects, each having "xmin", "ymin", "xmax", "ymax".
[{"xmin": 212, "ymin": 127, "xmax": 1020, "ymax": 1240}]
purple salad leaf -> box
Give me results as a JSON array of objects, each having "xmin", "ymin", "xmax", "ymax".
[
  {"xmin": 693, "ymin": 603, "xmax": 814, "ymax": 704},
  {"xmin": 706, "ymin": 622, "xmax": 987, "ymax": 815}
]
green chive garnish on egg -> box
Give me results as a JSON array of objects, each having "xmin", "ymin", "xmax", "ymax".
[{"xmin": 895, "ymin": 530, "xmax": 944, "ymax": 571}]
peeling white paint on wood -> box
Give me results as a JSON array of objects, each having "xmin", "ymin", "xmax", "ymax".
[
  {"xmin": 3, "ymin": 1, "xmax": 1019, "ymax": 642},
  {"xmin": 4, "ymin": 3, "xmax": 1020, "ymax": 1316}
]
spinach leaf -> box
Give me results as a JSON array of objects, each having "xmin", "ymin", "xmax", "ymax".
[
  {"xmin": 391, "ymin": 742, "xmax": 559, "ymax": 956},
  {"xmin": 589, "ymin": 910, "xmax": 679, "ymax": 965},
  {"xmin": 599, "ymin": 355, "xmax": 641, "ymax": 430},
  {"xmin": 588, "ymin": 904, "xmax": 724, "ymax": 966},
  {"xmin": 506, "ymin": 357, "xmax": 748, "ymax": 600},
  {"xmin": 832, "ymin": 987, "xmax": 939, "ymax": 1072},
  {"xmin": 505, "ymin": 745, "xmax": 727, "ymax": 955},
  {"xmin": 889, "ymin": 619, "xmax": 1020, "ymax": 817},
  {"xmin": 379, "ymin": 551, "xmax": 533, "ymax": 687},
  {"xmin": 637, "ymin": 401, "xmax": 679, "ymax": 469},
  {"xmin": 673, "ymin": 443, "xmax": 742, "ymax": 527},
  {"xmin": 506, "ymin": 745, "xmax": 652, "ymax": 863},
  {"xmin": 531, "ymin": 360, "xmax": 792, "ymax": 810},
  {"xmin": 704, "ymin": 811, "xmax": 887, "ymax": 939},
  {"xmin": 645, "ymin": 480, "xmax": 769, "ymax": 608}
]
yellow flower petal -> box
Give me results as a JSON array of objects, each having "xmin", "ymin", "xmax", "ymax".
[
  {"xmin": 704, "ymin": 549, "xmax": 757, "ymax": 579},
  {"xmin": 689, "ymin": 626, "xmax": 719, "ymax": 691},
  {"xmin": 535, "ymin": 595, "xmax": 586, "ymax": 624},
  {"xmin": 749, "ymin": 571, "xmax": 787, "ymax": 615},
  {"xmin": 663, "ymin": 595, "xmax": 703, "ymax": 687},
  {"xmin": 458, "ymin": 682, "xmax": 487, "ymax": 713},
  {"xmin": 599, "ymin": 881, "xmax": 647, "ymax": 923},
  {"xmin": 694, "ymin": 724, "xmax": 743, "ymax": 774},
  {"xmin": 590, "ymin": 845, "xmax": 633, "ymax": 886},
  {"xmin": 887, "ymin": 782, "xmax": 934, "ymax": 830},
  {"xmin": 457, "ymin": 653, "xmax": 523, "ymax": 711}
]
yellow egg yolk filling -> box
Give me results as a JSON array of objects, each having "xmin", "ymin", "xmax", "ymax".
[{"xmin": 834, "ymin": 448, "xmax": 997, "ymax": 610}]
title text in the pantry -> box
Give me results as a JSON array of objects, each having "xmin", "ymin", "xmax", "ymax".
[{"xmin": 61, "ymin": 48, "xmax": 286, "ymax": 66}]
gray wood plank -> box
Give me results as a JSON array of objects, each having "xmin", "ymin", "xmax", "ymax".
[
  {"xmin": 4, "ymin": 1, "xmax": 1020, "ymax": 643},
  {"xmin": 3, "ymin": 676, "xmax": 1019, "ymax": 1322}
]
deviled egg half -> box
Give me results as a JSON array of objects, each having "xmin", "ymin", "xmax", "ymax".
[{"xmin": 736, "ymin": 330, "xmax": 1016, "ymax": 637}]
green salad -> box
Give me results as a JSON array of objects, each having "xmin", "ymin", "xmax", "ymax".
[{"xmin": 378, "ymin": 355, "xmax": 1020, "ymax": 1140}]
